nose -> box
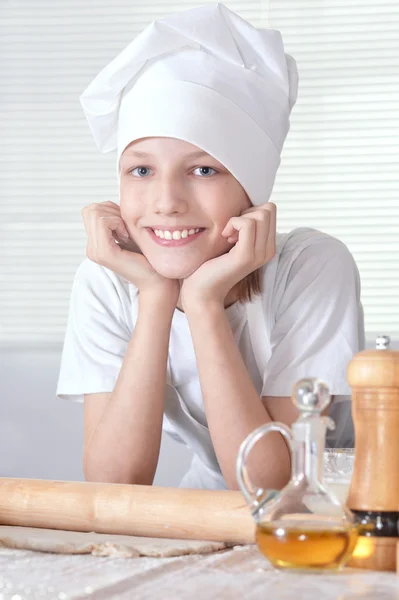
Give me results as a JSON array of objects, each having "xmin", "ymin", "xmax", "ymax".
[{"xmin": 152, "ymin": 177, "xmax": 188, "ymax": 216}]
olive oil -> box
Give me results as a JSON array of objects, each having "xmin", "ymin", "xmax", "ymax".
[{"xmin": 256, "ymin": 521, "xmax": 358, "ymax": 571}]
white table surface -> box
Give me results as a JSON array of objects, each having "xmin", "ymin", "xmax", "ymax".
[{"xmin": 1, "ymin": 545, "xmax": 398, "ymax": 600}]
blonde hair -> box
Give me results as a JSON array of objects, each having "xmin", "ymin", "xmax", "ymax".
[
  {"xmin": 234, "ymin": 191, "xmax": 264, "ymax": 303},
  {"xmin": 236, "ymin": 268, "xmax": 263, "ymax": 303}
]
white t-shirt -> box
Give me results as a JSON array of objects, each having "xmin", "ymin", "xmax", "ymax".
[{"xmin": 57, "ymin": 227, "xmax": 364, "ymax": 489}]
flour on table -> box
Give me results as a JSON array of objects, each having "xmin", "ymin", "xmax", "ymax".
[{"xmin": 0, "ymin": 526, "xmax": 239, "ymax": 558}]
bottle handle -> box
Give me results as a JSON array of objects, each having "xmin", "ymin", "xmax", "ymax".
[{"xmin": 236, "ymin": 422, "xmax": 294, "ymax": 516}]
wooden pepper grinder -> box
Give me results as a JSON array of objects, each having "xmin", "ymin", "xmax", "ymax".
[{"xmin": 346, "ymin": 335, "xmax": 399, "ymax": 572}]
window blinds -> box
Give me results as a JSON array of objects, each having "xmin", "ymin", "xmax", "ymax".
[
  {"xmin": 267, "ymin": 0, "xmax": 399, "ymax": 344},
  {"xmin": 1, "ymin": 0, "xmax": 398, "ymax": 346}
]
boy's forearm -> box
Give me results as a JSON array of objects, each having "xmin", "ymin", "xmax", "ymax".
[
  {"xmin": 185, "ymin": 301, "xmax": 291, "ymax": 490},
  {"xmin": 84, "ymin": 292, "xmax": 175, "ymax": 485}
]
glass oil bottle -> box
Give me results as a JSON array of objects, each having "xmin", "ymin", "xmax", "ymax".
[{"xmin": 237, "ymin": 378, "xmax": 358, "ymax": 572}]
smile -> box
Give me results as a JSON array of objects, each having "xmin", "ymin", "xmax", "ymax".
[
  {"xmin": 153, "ymin": 228, "xmax": 201, "ymax": 240},
  {"xmin": 147, "ymin": 227, "xmax": 205, "ymax": 246}
]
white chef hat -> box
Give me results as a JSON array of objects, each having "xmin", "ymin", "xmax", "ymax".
[{"xmin": 80, "ymin": 3, "xmax": 298, "ymax": 206}]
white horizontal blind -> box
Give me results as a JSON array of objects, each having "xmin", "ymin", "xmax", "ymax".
[
  {"xmin": 0, "ymin": 0, "xmax": 398, "ymax": 347},
  {"xmin": 267, "ymin": 0, "xmax": 399, "ymax": 342}
]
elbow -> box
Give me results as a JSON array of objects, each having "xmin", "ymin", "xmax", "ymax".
[
  {"xmin": 227, "ymin": 479, "xmax": 241, "ymax": 492},
  {"xmin": 228, "ymin": 468, "xmax": 290, "ymax": 493},
  {"xmin": 228, "ymin": 446, "xmax": 291, "ymax": 492},
  {"xmin": 83, "ymin": 470, "xmax": 154, "ymax": 486},
  {"xmin": 83, "ymin": 457, "xmax": 154, "ymax": 486}
]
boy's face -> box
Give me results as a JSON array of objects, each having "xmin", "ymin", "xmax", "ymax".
[{"xmin": 119, "ymin": 137, "xmax": 251, "ymax": 279}]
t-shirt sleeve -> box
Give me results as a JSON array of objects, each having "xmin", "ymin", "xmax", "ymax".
[
  {"xmin": 261, "ymin": 236, "xmax": 364, "ymax": 397},
  {"xmin": 56, "ymin": 259, "xmax": 134, "ymax": 402}
]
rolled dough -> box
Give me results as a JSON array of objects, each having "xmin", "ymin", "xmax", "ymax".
[{"xmin": 0, "ymin": 526, "xmax": 235, "ymax": 558}]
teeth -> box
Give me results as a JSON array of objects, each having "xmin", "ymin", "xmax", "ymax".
[{"xmin": 153, "ymin": 228, "xmax": 201, "ymax": 240}]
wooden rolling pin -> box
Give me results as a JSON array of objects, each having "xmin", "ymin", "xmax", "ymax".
[{"xmin": 0, "ymin": 478, "xmax": 255, "ymax": 544}]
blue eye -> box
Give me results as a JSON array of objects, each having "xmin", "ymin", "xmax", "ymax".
[
  {"xmin": 130, "ymin": 166, "xmax": 152, "ymax": 177},
  {"xmin": 194, "ymin": 166, "xmax": 217, "ymax": 177}
]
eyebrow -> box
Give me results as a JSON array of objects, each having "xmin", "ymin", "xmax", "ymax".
[{"xmin": 123, "ymin": 149, "xmax": 212, "ymax": 160}]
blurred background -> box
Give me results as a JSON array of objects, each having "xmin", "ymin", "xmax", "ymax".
[{"xmin": 1, "ymin": 0, "xmax": 398, "ymax": 484}]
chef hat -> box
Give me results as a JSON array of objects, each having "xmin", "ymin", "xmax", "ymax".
[{"xmin": 80, "ymin": 3, "xmax": 298, "ymax": 206}]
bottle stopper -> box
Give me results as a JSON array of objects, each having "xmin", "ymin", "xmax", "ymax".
[{"xmin": 292, "ymin": 377, "xmax": 331, "ymax": 414}]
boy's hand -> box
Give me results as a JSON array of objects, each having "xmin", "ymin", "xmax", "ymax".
[
  {"xmin": 82, "ymin": 201, "xmax": 179, "ymax": 304},
  {"xmin": 181, "ymin": 202, "xmax": 276, "ymax": 309}
]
